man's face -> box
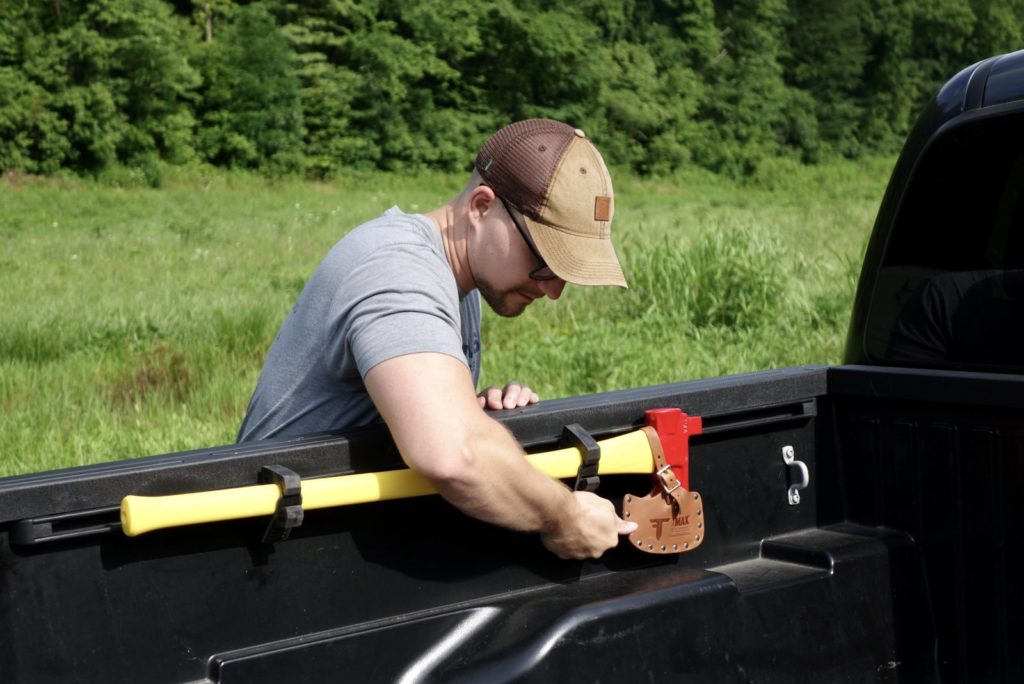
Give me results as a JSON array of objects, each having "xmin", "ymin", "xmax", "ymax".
[{"xmin": 475, "ymin": 199, "xmax": 565, "ymax": 317}]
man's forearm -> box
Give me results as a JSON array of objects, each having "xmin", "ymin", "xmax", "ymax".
[
  {"xmin": 364, "ymin": 353, "xmax": 630, "ymax": 558},
  {"xmin": 424, "ymin": 415, "xmax": 574, "ymax": 534}
]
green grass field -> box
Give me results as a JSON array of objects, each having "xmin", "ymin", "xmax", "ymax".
[{"xmin": 0, "ymin": 157, "xmax": 894, "ymax": 477}]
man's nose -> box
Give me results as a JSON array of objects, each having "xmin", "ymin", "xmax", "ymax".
[{"xmin": 539, "ymin": 278, "xmax": 566, "ymax": 300}]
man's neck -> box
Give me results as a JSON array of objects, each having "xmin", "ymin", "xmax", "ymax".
[{"xmin": 425, "ymin": 204, "xmax": 475, "ymax": 295}]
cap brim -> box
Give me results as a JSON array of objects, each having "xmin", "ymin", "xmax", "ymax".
[{"xmin": 524, "ymin": 216, "xmax": 628, "ymax": 288}]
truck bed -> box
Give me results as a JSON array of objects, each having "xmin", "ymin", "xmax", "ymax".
[{"xmin": 2, "ymin": 365, "xmax": 1019, "ymax": 682}]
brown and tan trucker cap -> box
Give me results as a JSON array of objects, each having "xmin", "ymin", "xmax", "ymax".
[{"xmin": 475, "ymin": 119, "xmax": 627, "ymax": 287}]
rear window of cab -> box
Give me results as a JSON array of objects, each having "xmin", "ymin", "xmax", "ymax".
[{"xmin": 865, "ymin": 113, "xmax": 1024, "ymax": 372}]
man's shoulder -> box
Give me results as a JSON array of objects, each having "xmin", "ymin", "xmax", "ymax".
[
  {"xmin": 342, "ymin": 208, "xmax": 440, "ymax": 253},
  {"xmin": 314, "ymin": 208, "xmax": 453, "ymax": 301}
]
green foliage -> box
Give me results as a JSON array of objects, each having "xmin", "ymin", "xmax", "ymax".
[
  {"xmin": 339, "ymin": 14, "xmax": 462, "ymax": 169},
  {"xmin": 785, "ymin": 0, "xmax": 870, "ymax": 158},
  {"xmin": 682, "ymin": 225, "xmax": 787, "ymax": 329},
  {"xmin": 195, "ymin": 3, "xmax": 305, "ymax": 173},
  {"xmin": 968, "ymin": 0, "xmax": 1024, "ymax": 63},
  {"xmin": 277, "ymin": 1, "xmax": 370, "ymax": 175},
  {"xmin": 627, "ymin": 224, "xmax": 787, "ymax": 329},
  {"xmin": 703, "ymin": 0, "xmax": 793, "ymax": 175},
  {"xmin": 1, "ymin": 0, "xmax": 1020, "ymax": 178},
  {"xmin": 0, "ymin": 0, "xmax": 199, "ymax": 177},
  {"xmin": 0, "ymin": 4, "xmax": 67, "ymax": 173},
  {"xmin": 0, "ymin": 67, "xmax": 68, "ymax": 173}
]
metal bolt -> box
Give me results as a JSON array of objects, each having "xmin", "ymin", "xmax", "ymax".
[{"xmin": 792, "ymin": 491, "xmax": 801, "ymax": 504}]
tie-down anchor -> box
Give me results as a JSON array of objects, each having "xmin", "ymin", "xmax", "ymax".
[{"xmin": 782, "ymin": 445, "xmax": 810, "ymax": 505}]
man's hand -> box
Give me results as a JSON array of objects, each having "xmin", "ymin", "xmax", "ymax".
[
  {"xmin": 540, "ymin": 491, "xmax": 638, "ymax": 560},
  {"xmin": 478, "ymin": 381, "xmax": 539, "ymax": 410}
]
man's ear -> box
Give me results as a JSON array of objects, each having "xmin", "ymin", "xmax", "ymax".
[{"xmin": 468, "ymin": 184, "xmax": 497, "ymax": 226}]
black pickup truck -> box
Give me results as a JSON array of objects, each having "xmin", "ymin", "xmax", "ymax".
[{"xmin": 3, "ymin": 52, "xmax": 1024, "ymax": 683}]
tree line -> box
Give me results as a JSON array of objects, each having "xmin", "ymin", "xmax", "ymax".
[{"xmin": 2, "ymin": 0, "xmax": 1022, "ymax": 181}]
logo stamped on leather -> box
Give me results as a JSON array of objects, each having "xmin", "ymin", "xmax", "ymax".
[
  {"xmin": 624, "ymin": 489, "xmax": 704, "ymax": 554},
  {"xmin": 650, "ymin": 513, "xmax": 692, "ymax": 540}
]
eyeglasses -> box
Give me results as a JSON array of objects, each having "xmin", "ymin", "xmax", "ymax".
[{"xmin": 496, "ymin": 196, "xmax": 558, "ymax": 281}]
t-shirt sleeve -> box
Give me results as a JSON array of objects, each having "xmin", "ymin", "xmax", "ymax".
[{"xmin": 325, "ymin": 240, "xmax": 468, "ymax": 378}]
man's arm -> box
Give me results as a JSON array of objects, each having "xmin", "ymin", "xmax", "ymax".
[{"xmin": 365, "ymin": 352, "xmax": 636, "ymax": 559}]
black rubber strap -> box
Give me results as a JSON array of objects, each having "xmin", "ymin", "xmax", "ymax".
[
  {"xmin": 561, "ymin": 424, "xmax": 601, "ymax": 492},
  {"xmin": 259, "ymin": 464, "xmax": 304, "ymax": 543}
]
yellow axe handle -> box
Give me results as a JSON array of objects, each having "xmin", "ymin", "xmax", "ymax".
[{"xmin": 120, "ymin": 428, "xmax": 655, "ymax": 537}]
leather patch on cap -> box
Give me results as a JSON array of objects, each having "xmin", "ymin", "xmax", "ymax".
[{"xmin": 594, "ymin": 196, "xmax": 612, "ymax": 221}]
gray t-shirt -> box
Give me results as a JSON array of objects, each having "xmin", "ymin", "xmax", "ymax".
[{"xmin": 237, "ymin": 207, "xmax": 481, "ymax": 441}]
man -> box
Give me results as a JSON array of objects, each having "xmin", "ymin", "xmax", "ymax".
[{"xmin": 238, "ymin": 119, "xmax": 637, "ymax": 558}]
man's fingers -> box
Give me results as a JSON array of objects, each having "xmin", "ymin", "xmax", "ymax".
[
  {"xmin": 477, "ymin": 387, "xmax": 505, "ymax": 409},
  {"xmin": 477, "ymin": 386, "xmax": 501, "ymax": 409},
  {"xmin": 502, "ymin": 381, "xmax": 521, "ymax": 408},
  {"xmin": 516, "ymin": 386, "xmax": 539, "ymax": 407},
  {"xmin": 502, "ymin": 381, "xmax": 539, "ymax": 409},
  {"xmin": 479, "ymin": 382, "xmax": 540, "ymax": 410},
  {"xmin": 540, "ymin": 492, "xmax": 644, "ymax": 559},
  {"xmin": 617, "ymin": 518, "xmax": 639, "ymax": 535}
]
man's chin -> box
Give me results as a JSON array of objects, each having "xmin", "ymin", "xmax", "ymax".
[
  {"xmin": 496, "ymin": 305, "xmax": 527, "ymax": 318},
  {"xmin": 493, "ymin": 299, "xmax": 529, "ymax": 318},
  {"xmin": 483, "ymin": 291, "xmax": 531, "ymax": 318}
]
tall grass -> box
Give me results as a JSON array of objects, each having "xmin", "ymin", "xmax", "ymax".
[{"xmin": 0, "ymin": 158, "xmax": 892, "ymax": 476}]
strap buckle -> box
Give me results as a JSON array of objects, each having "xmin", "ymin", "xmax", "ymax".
[{"xmin": 656, "ymin": 464, "xmax": 682, "ymax": 494}]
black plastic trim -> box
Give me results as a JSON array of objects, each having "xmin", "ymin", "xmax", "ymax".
[
  {"xmin": 10, "ymin": 506, "xmax": 121, "ymax": 545},
  {"xmin": 964, "ymin": 55, "xmax": 999, "ymax": 111}
]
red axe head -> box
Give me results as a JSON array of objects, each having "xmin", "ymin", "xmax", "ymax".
[{"xmin": 644, "ymin": 408, "xmax": 702, "ymax": 491}]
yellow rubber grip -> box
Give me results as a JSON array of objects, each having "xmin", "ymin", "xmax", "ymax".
[{"xmin": 120, "ymin": 429, "xmax": 655, "ymax": 537}]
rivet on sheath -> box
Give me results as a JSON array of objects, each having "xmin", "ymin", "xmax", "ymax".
[
  {"xmin": 625, "ymin": 511, "xmax": 631, "ymax": 518},
  {"xmin": 660, "ymin": 545, "xmax": 666, "ymax": 551},
  {"xmin": 673, "ymin": 545, "xmax": 678, "ymax": 551},
  {"xmin": 697, "ymin": 510, "xmax": 702, "ymax": 516},
  {"xmin": 698, "ymin": 522, "xmax": 703, "ymax": 529},
  {"xmin": 684, "ymin": 542, "xmax": 689, "ymax": 549},
  {"xmin": 693, "ymin": 493, "xmax": 698, "ymax": 500},
  {"xmin": 626, "ymin": 495, "xmax": 632, "ymax": 502},
  {"xmin": 695, "ymin": 535, "xmax": 701, "ymax": 542},
  {"xmin": 648, "ymin": 544, "xmax": 654, "ymax": 550},
  {"xmin": 637, "ymin": 540, "xmax": 643, "ymax": 546}
]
